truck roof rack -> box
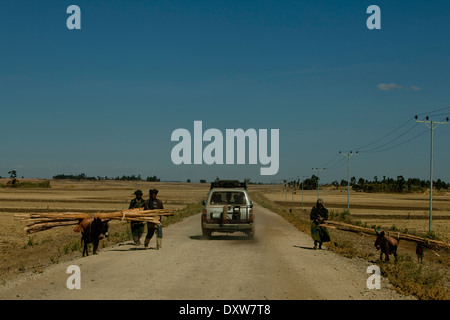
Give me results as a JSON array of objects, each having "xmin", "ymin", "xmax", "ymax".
[{"xmin": 210, "ymin": 180, "xmax": 247, "ymax": 190}]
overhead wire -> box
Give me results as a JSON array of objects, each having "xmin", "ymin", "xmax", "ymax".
[
  {"xmin": 355, "ymin": 105, "xmax": 450, "ymax": 154},
  {"xmin": 358, "ymin": 122, "xmax": 421, "ymax": 153},
  {"xmin": 416, "ymin": 105, "xmax": 450, "ymax": 117},
  {"xmin": 354, "ymin": 117, "xmax": 415, "ymax": 151},
  {"xmin": 361, "ymin": 127, "xmax": 429, "ymax": 153},
  {"xmin": 326, "ymin": 157, "xmax": 347, "ymax": 170},
  {"xmin": 305, "ymin": 105, "xmax": 449, "ymax": 179},
  {"xmin": 318, "ymin": 152, "xmax": 340, "ymax": 169}
]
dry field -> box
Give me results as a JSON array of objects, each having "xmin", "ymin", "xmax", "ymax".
[
  {"xmin": 251, "ymin": 184, "xmax": 450, "ymax": 298},
  {"xmin": 262, "ymin": 185, "xmax": 450, "ymax": 239},
  {"xmin": 0, "ymin": 179, "xmax": 210, "ymax": 284},
  {"xmin": 1, "ymin": 179, "xmax": 449, "ymax": 298}
]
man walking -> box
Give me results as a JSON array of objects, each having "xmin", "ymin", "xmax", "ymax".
[
  {"xmin": 144, "ymin": 189, "xmax": 164, "ymax": 249},
  {"xmin": 129, "ymin": 190, "xmax": 145, "ymax": 245}
]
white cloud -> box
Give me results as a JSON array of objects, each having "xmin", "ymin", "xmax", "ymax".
[{"xmin": 378, "ymin": 83, "xmax": 404, "ymax": 91}]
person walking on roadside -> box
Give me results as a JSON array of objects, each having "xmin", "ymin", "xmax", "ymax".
[
  {"xmin": 310, "ymin": 198, "xmax": 331, "ymax": 249},
  {"xmin": 129, "ymin": 190, "xmax": 145, "ymax": 245},
  {"xmin": 144, "ymin": 189, "xmax": 164, "ymax": 249}
]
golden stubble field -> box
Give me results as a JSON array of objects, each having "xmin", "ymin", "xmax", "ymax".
[
  {"xmin": 0, "ymin": 179, "xmax": 211, "ymax": 284},
  {"xmin": 264, "ymin": 185, "xmax": 450, "ymax": 238},
  {"xmin": 0, "ymin": 179, "xmax": 449, "ymax": 286}
]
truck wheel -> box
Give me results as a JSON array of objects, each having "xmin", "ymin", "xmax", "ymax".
[
  {"xmin": 247, "ymin": 226, "xmax": 255, "ymax": 240},
  {"xmin": 202, "ymin": 228, "xmax": 212, "ymax": 239}
]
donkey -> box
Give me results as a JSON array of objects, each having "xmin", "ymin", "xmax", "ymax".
[
  {"xmin": 374, "ymin": 230, "xmax": 399, "ymax": 262},
  {"xmin": 74, "ymin": 217, "xmax": 109, "ymax": 257}
]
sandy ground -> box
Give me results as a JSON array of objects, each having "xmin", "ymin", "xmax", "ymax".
[{"xmin": 0, "ymin": 203, "xmax": 413, "ymax": 300}]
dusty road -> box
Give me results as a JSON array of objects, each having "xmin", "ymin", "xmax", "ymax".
[{"xmin": 0, "ymin": 203, "xmax": 412, "ymax": 300}]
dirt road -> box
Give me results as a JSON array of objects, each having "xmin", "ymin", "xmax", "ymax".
[{"xmin": 0, "ymin": 203, "xmax": 413, "ymax": 300}]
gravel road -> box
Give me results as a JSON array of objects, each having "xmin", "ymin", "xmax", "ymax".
[{"xmin": 0, "ymin": 203, "xmax": 413, "ymax": 300}]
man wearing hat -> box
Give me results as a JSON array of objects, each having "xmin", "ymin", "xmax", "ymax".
[
  {"xmin": 310, "ymin": 198, "xmax": 331, "ymax": 249},
  {"xmin": 144, "ymin": 189, "xmax": 164, "ymax": 249},
  {"xmin": 129, "ymin": 190, "xmax": 145, "ymax": 245}
]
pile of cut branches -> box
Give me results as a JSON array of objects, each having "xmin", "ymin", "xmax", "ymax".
[
  {"xmin": 320, "ymin": 220, "xmax": 450, "ymax": 249},
  {"xmin": 15, "ymin": 207, "xmax": 174, "ymax": 234}
]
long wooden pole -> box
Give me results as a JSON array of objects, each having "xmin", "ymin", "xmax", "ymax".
[
  {"xmin": 319, "ymin": 220, "xmax": 450, "ymax": 249},
  {"xmin": 15, "ymin": 207, "xmax": 174, "ymax": 234}
]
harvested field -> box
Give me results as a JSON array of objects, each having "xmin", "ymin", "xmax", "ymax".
[
  {"xmin": 0, "ymin": 179, "xmax": 209, "ymax": 284},
  {"xmin": 262, "ymin": 186, "xmax": 450, "ymax": 239},
  {"xmin": 250, "ymin": 184, "xmax": 449, "ymax": 298},
  {"xmin": 1, "ymin": 180, "xmax": 448, "ymax": 299}
]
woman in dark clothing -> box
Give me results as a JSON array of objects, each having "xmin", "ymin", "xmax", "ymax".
[{"xmin": 310, "ymin": 198, "xmax": 331, "ymax": 249}]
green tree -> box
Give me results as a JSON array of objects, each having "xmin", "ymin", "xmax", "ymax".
[
  {"xmin": 8, "ymin": 170, "xmax": 18, "ymax": 186},
  {"xmin": 331, "ymin": 181, "xmax": 339, "ymax": 190}
]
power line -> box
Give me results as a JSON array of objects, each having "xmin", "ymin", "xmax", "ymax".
[
  {"xmin": 359, "ymin": 123, "xmax": 422, "ymax": 153},
  {"xmin": 354, "ymin": 106, "xmax": 450, "ymax": 154},
  {"xmin": 306, "ymin": 106, "xmax": 450, "ymax": 185},
  {"xmin": 319, "ymin": 152, "xmax": 340, "ymax": 168},
  {"xmin": 424, "ymin": 112, "xmax": 450, "ymax": 119},
  {"xmin": 326, "ymin": 157, "xmax": 347, "ymax": 170},
  {"xmin": 416, "ymin": 105, "xmax": 450, "ymax": 117},
  {"xmin": 354, "ymin": 117, "xmax": 415, "ymax": 151},
  {"xmin": 360, "ymin": 128, "xmax": 429, "ymax": 153}
]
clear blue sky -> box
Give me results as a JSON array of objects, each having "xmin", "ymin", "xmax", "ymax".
[{"xmin": 1, "ymin": 0, "xmax": 449, "ymax": 183}]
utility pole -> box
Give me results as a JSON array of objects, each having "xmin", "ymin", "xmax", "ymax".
[
  {"xmin": 415, "ymin": 115, "xmax": 449, "ymax": 232},
  {"xmin": 312, "ymin": 168, "xmax": 325, "ymax": 200},
  {"xmin": 285, "ymin": 179, "xmax": 288, "ymax": 201},
  {"xmin": 291, "ymin": 178, "xmax": 295, "ymax": 208},
  {"xmin": 280, "ymin": 180, "xmax": 283, "ymax": 200},
  {"xmin": 339, "ymin": 151, "xmax": 358, "ymax": 214},
  {"xmin": 276, "ymin": 179, "xmax": 284, "ymax": 200},
  {"xmin": 300, "ymin": 175, "xmax": 307, "ymax": 209}
]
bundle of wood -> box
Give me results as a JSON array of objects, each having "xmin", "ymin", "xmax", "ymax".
[
  {"xmin": 319, "ymin": 220, "xmax": 450, "ymax": 249},
  {"xmin": 14, "ymin": 207, "xmax": 174, "ymax": 234}
]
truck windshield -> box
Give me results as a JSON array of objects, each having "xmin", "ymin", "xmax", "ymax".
[{"xmin": 209, "ymin": 192, "xmax": 247, "ymax": 205}]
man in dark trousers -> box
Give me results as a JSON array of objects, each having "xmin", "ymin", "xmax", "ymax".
[
  {"xmin": 310, "ymin": 198, "xmax": 331, "ymax": 249},
  {"xmin": 129, "ymin": 190, "xmax": 145, "ymax": 245},
  {"xmin": 144, "ymin": 189, "xmax": 164, "ymax": 249}
]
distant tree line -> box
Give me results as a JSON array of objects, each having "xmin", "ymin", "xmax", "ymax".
[
  {"xmin": 53, "ymin": 173, "xmax": 160, "ymax": 182},
  {"xmin": 286, "ymin": 175, "xmax": 449, "ymax": 193},
  {"xmin": 2, "ymin": 170, "xmax": 50, "ymax": 188},
  {"xmin": 348, "ymin": 175, "xmax": 449, "ymax": 193},
  {"xmin": 285, "ymin": 175, "xmax": 319, "ymax": 190}
]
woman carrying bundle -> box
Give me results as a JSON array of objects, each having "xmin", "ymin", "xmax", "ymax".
[{"xmin": 310, "ymin": 198, "xmax": 331, "ymax": 249}]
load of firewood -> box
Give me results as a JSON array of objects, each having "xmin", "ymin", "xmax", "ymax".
[
  {"xmin": 14, "ymin": 207, "xmax": 174, "ymax": 234},
  {"xmin": 319, "ymin": 220, "xmax": 450, "ymax": 249}
]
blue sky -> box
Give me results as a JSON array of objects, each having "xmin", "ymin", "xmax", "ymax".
[{"xmin": 1, "ymin": 0, "xmax": 449, "ymax": 183}]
